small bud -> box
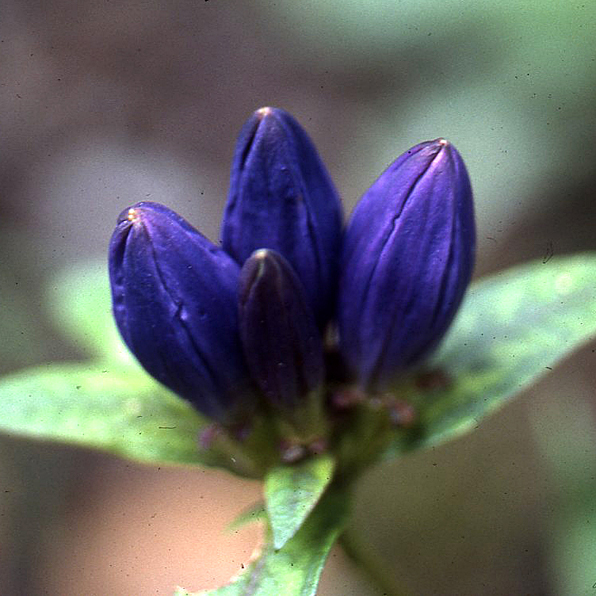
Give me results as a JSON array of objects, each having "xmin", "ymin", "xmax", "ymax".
[
  {"xmin": 338, "ymin": 139, "xmax": 476, "ymax": 391},
  {"xmin": 238, "ymin": 249, "xmax": 325, "ymax": 414},
  {"xmin": 108, "ymin": 201, "xmax": 256, "ymax": 424},
  {"xmin": 221, "ymin": 107, "xmax": 343, "ymax": 326}
]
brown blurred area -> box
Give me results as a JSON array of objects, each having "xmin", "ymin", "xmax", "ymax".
[{"xmin": 1, "ymin": 1, "xmax": 596, "ymax": 595}]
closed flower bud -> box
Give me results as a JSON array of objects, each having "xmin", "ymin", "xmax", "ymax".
[
  {"xmin": 221, "ymin": 107, "xmax": 343, "ymax": 327},
  {"xmin": 108, "ymin": 201, "xmax": 256, "ymax": 424},
  {"xmin": 238, "ymin": 249, "xmax": 325, "ymax": 413},
  {"xmin": 338, "ymin": 139, "xmax": 476, "ymax": 391}
]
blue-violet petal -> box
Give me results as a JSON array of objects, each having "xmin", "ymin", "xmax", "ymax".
[
  {"xmin": 221, "ymin": 107, "xmax": 343, "ymax": 326},
  {"xmin": 109, "ymin": 201, "xmax": 256, "ymax": 424},
  {"xmin": 238, "ymin": 248, "xmax": 325, "ymax": 411},
  {"xmin": 338, "ymin": 139, "xmax": 476, "ymax": 391}
]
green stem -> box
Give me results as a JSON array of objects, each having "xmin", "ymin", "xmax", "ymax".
[{"xmin": 339, "ymin": 526, "xmax": 411, "ymax": 596}]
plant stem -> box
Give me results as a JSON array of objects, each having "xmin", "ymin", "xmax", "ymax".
[{"xmin": 339, "ymin": 527, "xmax": 410, "ymax": 596}]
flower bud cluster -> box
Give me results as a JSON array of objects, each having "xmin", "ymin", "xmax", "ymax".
[{"xmin": 109, "ymin": 107, "xmax": 475, "ymax": 451}]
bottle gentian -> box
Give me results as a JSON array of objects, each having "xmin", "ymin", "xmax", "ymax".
[
  {"xmin": 221, "ymin": 107, "xmax": 343, "ymax": 327},
  {"xmin": 108, "ymin": 201, "xmax": 257, "ymax": 425},
  {"xmin": 108, "ymin": 108, "xmax": 475, "ymax": 462},
  {"xmin": 338, "ymin": 139, "xmax": 476, "ymax": 392},
  {"xmin": 238, "ymin": 248, "xmax": 326, "ymax": 439}
]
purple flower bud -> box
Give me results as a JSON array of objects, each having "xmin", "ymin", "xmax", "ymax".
[
  {"xmin": 338, "ymin": 139, "xmax": 476, "ymax": 391},
  {"xmin": 108, "ymin": 201, "xmax": 256, "ymax": 424},
  {"xmin": 238, "ymin": 249, "xmax": 325, "ymax": 411},
  {"xmin": 221, "ymin": 107, "xmax": 343, "ymax": 327}
]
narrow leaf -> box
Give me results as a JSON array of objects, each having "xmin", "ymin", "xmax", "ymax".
[
  {"xmin": 175, "ymin": 486, "xmax": 349, "ymax": 596},
  {"xmin": 265, "ymin": 454, "xmax": 335, "ymax": 550},
  {"xmin": 388, "ymin": 253, "xmax": 596, "ymax": 456},
  {"xmin": 0, "ymin": 363, "xmax": 221, "ymax": 467},
  {"xmin": 227, "ymin": 502, "xmax": 267, "ymax": 532}
]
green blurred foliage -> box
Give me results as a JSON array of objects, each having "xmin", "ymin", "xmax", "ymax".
[
  {"xmin": 265, "ymin": 453, "xmax": 335, "ymax": 549},
  {"xmin": 403, "ymin": 253, "xmax": 596, "ymax": 452},
  {"xmin": 46, "ymin": 260, "xmax": 139, "ymax": 365},
  {"xmin": 261, "ymin": 0, "xmax": 596, "ymax": 232}
]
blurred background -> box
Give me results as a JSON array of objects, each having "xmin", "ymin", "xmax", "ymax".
[{"xmin": 1, "ymin": 1, "xmax": 595, "ymax": 594}]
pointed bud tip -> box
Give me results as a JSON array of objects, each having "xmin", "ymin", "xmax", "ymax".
[
  {"xmin": 126, "ymin": 207, "xmax": 137, "ymax": 221},
  {"xmin": 244, "ymin": 248, "xmax": 279, "ymax": 274},
  {"xmin": 425, "ymin": 138, "xmax": 451, "ymax": 156},
  {"xmin": 244, "ymin": 249, "xmax": 274, "ymax": 290},
  {"xmin": 116, "ymin": 201, "xmax": 162, "ymax": 227},
  {"xmin": 403, "ymin": 138, "xmax": 453, "ymax": 166},
  {"xmin": 116, "ymin": 205, "xmax": 140, "ymax": 226},
  {"xmin": 239, "ymin": 249, "xmax": 285, "ymax": 299},
  {"xmin": 253, "ymin": 248, "xmax": 270, "ymax": 260},
  {"xmin": 423, "ymin": 138, "xmax": 462, "ymax": 170},
  {"xmin": 256, "ymin": 106, "xmax": 275, "ymax": 119}
]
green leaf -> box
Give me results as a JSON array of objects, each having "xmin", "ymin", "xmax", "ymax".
[
  {"xmin": 46, "ymin": 260, "xmax": 136, "ymax": 365},
  {"xmin": 226, "ymin": 502, "xmax": 266, "ymax": 532},
  {"xmin": 175, "ymin": 486, "xmax": 349, "ymax": 596},
  {"xmin": 0, "ymin": 363, "xmax": 220, "ymax": 467},
  {"xmin": 264, "ymin": 454, "xmax": 335, "ymax": 550},
  {"xmin": 389, "ymin": 253, "xmax": 596, "ymax": 456}
]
